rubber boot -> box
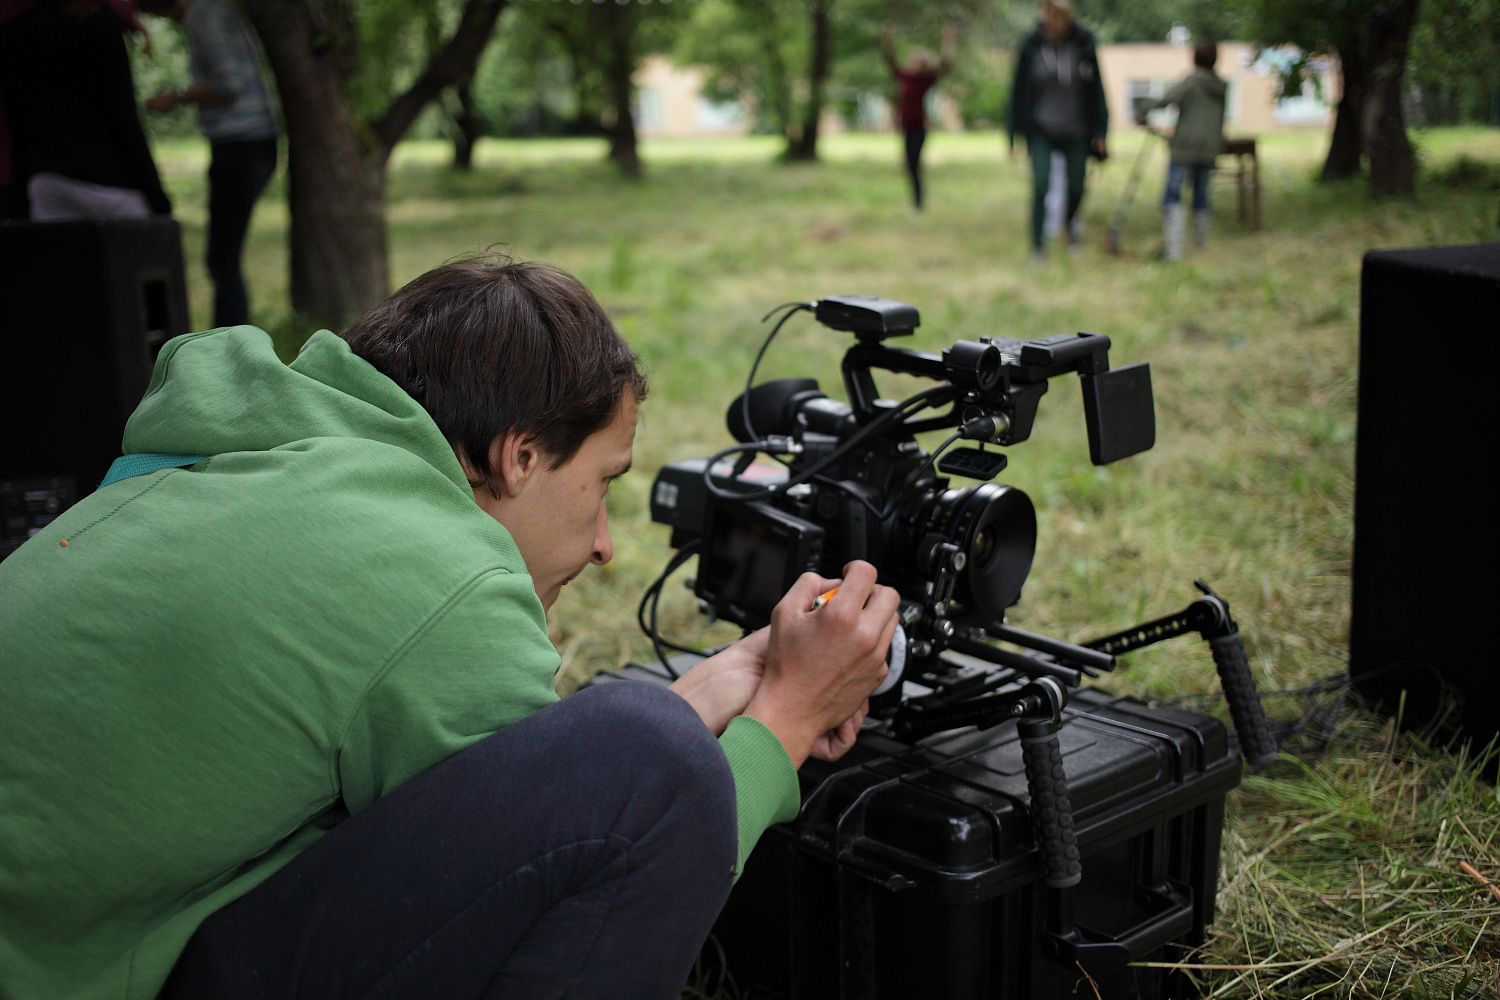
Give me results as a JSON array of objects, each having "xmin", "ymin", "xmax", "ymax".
[
  {"xmin": 1163, "ymin": 204, "xmax": 1186, "ymax": 262},
  {"xmin": 1194, "ymin": 209, "xmax": 1211, "ymax": 249}
]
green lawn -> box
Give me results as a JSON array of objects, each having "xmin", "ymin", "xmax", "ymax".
[{"xmin": 152, "ymin": 126, "xmax": 1500, "ymax": 997}]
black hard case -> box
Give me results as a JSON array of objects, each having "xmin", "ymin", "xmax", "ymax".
[
  {"xmin": 0, "ymin": 217, "xmax": 191, "ymax": 493},
  {"xmin": 714, "ymin": 682, "xmax": 1240, "ymax": 1000}
]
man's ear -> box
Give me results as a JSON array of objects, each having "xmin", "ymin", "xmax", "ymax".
[
  {"xmin": 487, "ymin": 432, "xmax": 540, "ymax": 499},
  {"xmin": 457, "ymin": 432, "xmax": 538, "ymax": 500}
]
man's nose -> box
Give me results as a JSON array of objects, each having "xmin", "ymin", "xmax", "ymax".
[{"xmin": 591, "ymin": 503, "xmax": 614, "ymax": 566}]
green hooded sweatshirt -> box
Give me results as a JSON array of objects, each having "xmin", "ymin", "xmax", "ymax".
[
  {"xmin": 1149, "ymin": 67, "xmax": 1228, "ymax": 167},
  {"xmin": 0, "ymin": 327, "xmax": 799, "ymax": 1000}
]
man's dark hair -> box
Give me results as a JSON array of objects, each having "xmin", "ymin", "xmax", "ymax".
[
  {"xmin": 341, "ymin": 256, "xmax": 647, "ymax": 488},
  {"xmin": 1194, "ymin": 40, "xmax": 1218, "ymax": 69}
]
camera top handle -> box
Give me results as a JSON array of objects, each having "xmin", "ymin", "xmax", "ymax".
[{"xmin": 833, "ymin": 324, "xmax": 1156, "ymax": 466}]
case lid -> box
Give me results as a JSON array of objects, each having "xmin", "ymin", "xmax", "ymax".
[{"xmin": 787, "ymin": 686, "xmax": 1242, "ymax": 901}]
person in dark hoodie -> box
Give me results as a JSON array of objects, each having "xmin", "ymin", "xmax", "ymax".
[
  {"xmin": 1139, "ymin": 39, "xmax": 1227, "ymax": 261},
  {"xmin": 1008, "ymin": 0, "xmax": 1108, "ymax": 263}
]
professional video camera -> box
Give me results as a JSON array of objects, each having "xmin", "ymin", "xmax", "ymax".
[
  {"xmin": 649, "ymin": 295, "xmax": 1271, "ymax": 757},
  {"xmin": 648, "ymin": 292, "xmax": 1269, "ymax": 750},
  {"xmin": 642, "ymin": 294, "xmax": 1275, "ymax": 966}
]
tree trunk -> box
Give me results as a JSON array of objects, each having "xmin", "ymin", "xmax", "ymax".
[
  {"xmin": 747, "ymin": 0, "xmax": 792, "ymax": 139},
  {"xmin": 601, "ymin": 3, "xmax": 640, "ymax": 177},
  {"xmin": 451, "ymin": 78, "xmax": 481, "ymax": 170},
  {"xmin": 244, "ymin": 0, "xmax": 509, "ymax": 326},
  {"xmin": 1365, "ymin": 0, "xmax": 1421, "ymax": 197},
  {"xmin": 785, "ymin": 0, "xmax": 829, "ymax": 162},
  {"xmin": 1323, "ymin": 42, "xmax": 1366, "ymax": 181},
  {"xmin": 242, "ymin": 0, "xmax": 387, "ymax": 327}
]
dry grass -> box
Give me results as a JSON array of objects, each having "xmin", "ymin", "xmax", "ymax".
[{"xmin": 1179, "ymin": 726, "xmax": 1500, "ymax": 998}]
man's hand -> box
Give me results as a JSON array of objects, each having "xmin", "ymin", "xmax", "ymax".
[
  {"xmin": 745, "ymin": 562, "xmax": 899, "ymax": 768},
  {"xmin": 668, "ymin": 627, "xmax": 768, "ymax": 736},
  {"xmin": 1092, "ymin": 137, "xmax": 1109, "ymax": 160},
  {"xmin": 810, "ymin": 699, "xmax": 867, "ymax": 761}
]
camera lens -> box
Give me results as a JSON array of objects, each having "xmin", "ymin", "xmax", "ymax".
[{"xmin": 919, "ymin": 483, "xmax": 1036, "ymax": 615}]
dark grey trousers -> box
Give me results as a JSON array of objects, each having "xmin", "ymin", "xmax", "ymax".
[{"xmin": 157, "ymin": 682, "xmax": 737, "ymax": 1000}]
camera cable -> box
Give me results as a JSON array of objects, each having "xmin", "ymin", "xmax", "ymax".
[
  {"xmin": 637, "ymin": 538, "xmax": 702, "ymax": 679},
  {"xmin": 705, "ymin": 383, "xmax": 958, "ymax": 505},
  {"xmin": 740, "ymin": 301, "xmax": 815, "ymax": 449}
]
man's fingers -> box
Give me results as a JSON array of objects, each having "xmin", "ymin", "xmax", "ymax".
[
  {"xmin": 872, "ymin": 611, "xmax": 899, "ymax": 669},
  {"xmin": 838, "ymin": 560, "xmax": 880, "ymax": 606},
  {"xmin": 782, "ymin": 571, "xmax": 839, "ymax": 610},
  {"xmin": 734, "ymin": 625, "xmax": 771, "ymax": 656},
  {"xmin": 866, "ymin": 581, "xmax": 901, "ymax": 620}
]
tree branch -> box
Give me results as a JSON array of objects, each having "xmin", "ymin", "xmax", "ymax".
[{"xmin": 372, "ymin": 0, "xmax": 509, "ymax": 157}]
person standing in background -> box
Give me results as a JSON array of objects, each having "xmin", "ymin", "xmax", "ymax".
[
  {"xmin": 144, "ymin": 0, "xmax": 276, "ymax": 327},
  {"xmin": 1008, "ymin": 0, "xmax": 1108, "ymax": 264},
  {"xmin": 0, "ymin": 0, "xmax": 171, "ymax": 221},
  {"xmin": 1139, "ymin": 39, "xmax": 1226, "ymax": 261},
  {"xmin": 882, "ymin": 21, "xmax": 957, "ymax": 214}
]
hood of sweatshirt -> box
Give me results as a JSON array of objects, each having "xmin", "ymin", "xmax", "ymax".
[
  {"xmin": 121, "ymin": 326, "xmax": 471, "ymax": 494},
  {"xmin": 1196, "ymin": 67, "xmax": 1228, "ymax": 99}
]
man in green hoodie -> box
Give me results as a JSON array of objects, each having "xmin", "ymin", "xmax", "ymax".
[
  {"xmin": 0, "ymin": 257, "xmax": 898, "ymax": 1000},
  {"xmin": 1140, "ymin": 39, "xmax": 1229, "ymax": 261}
]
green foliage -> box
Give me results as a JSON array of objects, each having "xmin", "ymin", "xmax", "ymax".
[
  {"xmin": 1083, "ymin": 0, "xmax": 1240, "ymax": 44},
  {"xmin": 674, "ymin": 0, "xmax": 805, "ymax": 137},
  {"xmin": 469, "ymin": 6, "xmax": 584, "ymax": 136},
  {"xmin": 498, "ymin": 0, "xmax": 690, "ymax": 141},
  {"xmin": 131, "ymin": 19, "xmax": 200, "ymax": 140},
  {"xmin": 350, "ymin": 0, "xmax": 454, "ymax": 122},
  {"xmin": 1407, "ymin": 0, "xmax": 1500, "ymax": 125},
  {"xmin": 1426, "ymin": 152, "xmax": 1500, "ymax": 192}
]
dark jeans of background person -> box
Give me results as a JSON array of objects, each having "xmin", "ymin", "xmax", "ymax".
[
  {"xmin": 904, "ymin": 127, "xmax": 926, "ymax": 209},
  {"xmin": 207, "ymin": 137, "xmax": 277, "ymax": 328},
  {"xmin": 158, "ymin": 681, "xmax": 738, "ymax": 1000},
  {"xmin": 1163, "ymin": 161, "xmax": 1212, "ymax": 211},
  {"xmin": 1027, "ymin": 133, "xmax": 1089, "ymax": 251}
]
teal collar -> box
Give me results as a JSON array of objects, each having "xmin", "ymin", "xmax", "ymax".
[{"xmin": 100, "ymin": 453, "xmax": 208, "ymax": 489}]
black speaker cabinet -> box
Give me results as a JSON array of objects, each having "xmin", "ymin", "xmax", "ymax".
[
  {"xmin": 0, "ymin": 218, "xmax": 190, "ymax": 517},
  {"xmin": 1351, "ymin": 243, "xmax": 1500, "ymax": 758}
]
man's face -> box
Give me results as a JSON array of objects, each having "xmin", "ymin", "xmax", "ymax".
[{"xmin": 470, "ymin": 395, "xmax": 637, "ymax": 611}]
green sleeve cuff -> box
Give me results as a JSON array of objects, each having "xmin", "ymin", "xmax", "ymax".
[{"xmin": 719, "ymin": 715, "xmax": 800, "ymax": 880}]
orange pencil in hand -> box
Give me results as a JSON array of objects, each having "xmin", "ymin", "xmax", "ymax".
[{"xmin": 811, "ymin": 586, "xmax": 839, "ymax": 610}]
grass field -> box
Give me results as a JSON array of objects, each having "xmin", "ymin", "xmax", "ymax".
[{"xmin": 153, "ymin": 126, "xmax": 1500, "ymax": 997}]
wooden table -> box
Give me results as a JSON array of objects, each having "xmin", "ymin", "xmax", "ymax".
[{"xmin": 1221, "ymin": 138, "xmax": 1261, "ymax": 231}]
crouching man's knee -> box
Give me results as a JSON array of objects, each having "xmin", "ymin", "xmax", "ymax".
[{"xmin": 562, "ymin": 681, "xmax": 739, "ymax": 886}]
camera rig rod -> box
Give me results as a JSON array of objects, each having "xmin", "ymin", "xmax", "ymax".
[
  {"xmin": 1084, "ymin": 579, "xmax": 1278, "ymax": 767},
  {"xmin": 985, "ymin": 622, "xmax": 1117, "ymax": 676}
]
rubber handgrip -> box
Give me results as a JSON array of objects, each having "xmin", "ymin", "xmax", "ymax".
[
  {"xmin": 1021, "ymin": 733, "xmax": 1082, "ymax": 888},
  {"xmin": 1210, "ymin": 630, "xmax": 1278, "ymax": 767}
]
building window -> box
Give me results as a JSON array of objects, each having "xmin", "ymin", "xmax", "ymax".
[
  {"xmin": 695, "ymin": 97, "xmax": 743, "ymax": 131},
  {"xmin": 636, "ymin": 87, "xmax": 663, "ymax": 131}
]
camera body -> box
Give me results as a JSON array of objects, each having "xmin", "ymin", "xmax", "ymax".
[{"xmin": 650, "ymin": 295, "xmax": 1156, "ymax": 658}]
